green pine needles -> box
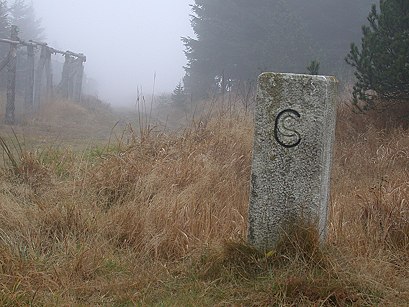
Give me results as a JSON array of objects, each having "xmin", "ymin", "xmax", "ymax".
[
  {"xmin": 346, "ymin": 0, "xmax": 409, "ymax": 110},
  {"xmin": 172, "ymin": 81, "xmax": 187, "ymax": 107},
  {"xmin": 307, "ymin": 60, "xmax": 320, "ymax": 75}
]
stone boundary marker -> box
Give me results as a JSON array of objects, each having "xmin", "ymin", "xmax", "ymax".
[{"xmin": 248, "ymin": 72, "xmax": 338, "ymax": 251}]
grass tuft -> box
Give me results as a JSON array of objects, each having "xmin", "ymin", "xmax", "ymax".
[{"xmin": 273, "ymin": 218, "xmax": 325, "ymax": 268}]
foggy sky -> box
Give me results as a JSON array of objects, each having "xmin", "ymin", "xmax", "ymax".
[{"xmin": 32, "ymin": 0, "xmax": 194, "ymax": 105}]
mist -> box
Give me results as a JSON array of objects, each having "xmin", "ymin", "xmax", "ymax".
[{"xmin": 32, "ymin": 0, "xmax": 194, "ymax": 106}]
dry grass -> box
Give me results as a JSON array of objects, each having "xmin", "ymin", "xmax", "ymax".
[
  {"xmin": 0, "ymin": 97, "xmax": 408, "ymax": 305},
  {"xmin": 0, "ymin": 97, "xmax": 118, "ymax": 151}
]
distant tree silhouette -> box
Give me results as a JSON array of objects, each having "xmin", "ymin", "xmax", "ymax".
[
  {"xmin": 0, "ymin": 1, "xmax": 10, "ymax": 89},
  {"xmin": 0, "ymin": 1, "xmax": 9, "ymax": 38},
  {"xmin": 284, "ymin": 0, "xmax": 374, "ymax": 76},
  {"xmin": 172, "ymin": 81, "xmax": 187, "ymax": 108},
  {"xmin": 0, "ymin": 1, "xmax": 9, "ymax": 54},
  {"xmin": 182, "ymin": 0, "xmax": 313, "ymax": 99},
  {"xmin": 9, "ymin": 0, "xmax": 44, "ymax": 41},
  {"xmin": 307, "ymin": 60, "xmax": 320, "ymax": 75}
]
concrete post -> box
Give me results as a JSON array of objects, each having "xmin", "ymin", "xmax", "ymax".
[{"xmin": 248, "ymin": 72, "xmax": 338, "ymax": 251}]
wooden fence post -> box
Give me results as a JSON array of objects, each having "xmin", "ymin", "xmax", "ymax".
[
  {"xmin": 24, "ymin": 44, "xmax": 35, "ymax": 112},
  {"xmin": 59, "ymin": 54, "xmax": 73, "ymax": 99},
  {"xmin": 44, "ymin": 47, "xmax": 53, "ymax": 101},
  {"xmin": 73, "ymin": 58, "xmax": 84, "ymax": 102},
  {"xmin": 34, "ymin": 45, "xmax": 47, "ymax": 109},
  {"xmin": 5, "ymin": 25, "xmax": 18, "ymax": 125},
  {"xmin": 67, "ymin": 57, "xmax": 75, "ymax": 100}
]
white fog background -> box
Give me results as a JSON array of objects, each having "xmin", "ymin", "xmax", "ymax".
[{"xmin": 32, "ymin": 0, "xmax": 194, "ymax": 106}]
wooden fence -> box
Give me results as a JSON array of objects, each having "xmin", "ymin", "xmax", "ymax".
[{"xmin": 0, "ymin": 25, "xmax": 86, "ymax": 124}]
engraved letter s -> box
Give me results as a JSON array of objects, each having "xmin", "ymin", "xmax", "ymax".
[{"xmin": 274, "ymin": 109, "xmax": 301, "ymax": 148}]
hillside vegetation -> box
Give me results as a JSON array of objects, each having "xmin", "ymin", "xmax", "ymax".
[{"xmin": 0, "ymin": 97, "xmax": 408, "ymax": 306}]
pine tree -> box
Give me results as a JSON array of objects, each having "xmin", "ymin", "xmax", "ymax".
[
  {"xmin": 346, "ymin": 0, "xmax": 409, "ymax": 110},
  {"xmin": 182, "ymin": 0, "xmax": 314, "ymax": 99},
  {"xmin": 0, "ymin": 1, "xmax": 9, "ymax": 37},
  {"xmin": 9, "ymin": 0, "xmax": 43, "ymax": 41},
  {"xmin": 0, "ymin": 1, "xmax": 10, "ymax": 91},
  {"xmin": 171, "ymin": 81, "xmax": 187, "ymax": 107},
  {"xmin": 0, "ymin": 1, "xmax": 10, "ymax": 57},
  {"xmin": 307, "ymin": 60, "xmax": 320, "ymax": 75}
]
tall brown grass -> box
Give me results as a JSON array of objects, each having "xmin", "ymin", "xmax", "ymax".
[{"xmin": 0, "ymin": 99, "xmax": 408, "ymax": 305}]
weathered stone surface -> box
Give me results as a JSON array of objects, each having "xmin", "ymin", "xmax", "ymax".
[{"xmin": 248, "ymin": 72, "xmax": 338, "ymax": 251}]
